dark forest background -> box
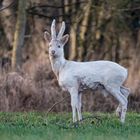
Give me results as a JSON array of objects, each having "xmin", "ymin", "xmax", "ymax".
[{"xmin": 0, "ymin": 0, "xmax": 140, "ymax": 112}]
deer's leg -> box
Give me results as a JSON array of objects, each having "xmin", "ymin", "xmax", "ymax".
[
  {"xmin": 69, "ymin": 87, "xmax": 79, "ymax": 123},
  {"xmin": 106, "ymin": 86, "xmax": 128, "ymax": 123},
  {"xmin": 120, "ymin": 95, "xmax": 128, "ymax": 123},
  {"xmin": 120, "ymin": 86, "xmax": 130, "ymax": 99},
  {"xmin": 116, "ymin": 104, "xmax": 122, "ymax": 117},
  {"xmin": 116, "ymin": 86, "xmax": 130, "ymax": 117},
  {"xmin": 77, "ymin": 93, "xmax": 82, "ymax": 121}
]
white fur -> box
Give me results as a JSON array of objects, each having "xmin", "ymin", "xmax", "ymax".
[{"xmin": 44, "ymin": 20, "xmax": 130, "ymax": 123}]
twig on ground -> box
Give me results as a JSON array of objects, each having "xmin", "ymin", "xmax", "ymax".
[{"xmin": 55, "ymin": 114, "xmax": 102, "ymax": 129}]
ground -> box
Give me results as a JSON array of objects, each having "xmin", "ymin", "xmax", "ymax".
[{"xmin": 0, "ymin": 112, "xmax": 139, "ymax": 140}]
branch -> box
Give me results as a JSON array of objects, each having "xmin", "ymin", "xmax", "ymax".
[
  {"xmin": 27, "ymin": 10, "xmax": 79, "ymax": 18},
  {"xmin": 46, "ymin": 95, "xmax": 70, "ymax": 116},
  {"xmin": 28, "ymin": 1, "xmax": 87, "ymax": 10},
  {"xmin": 0, "ymin": 0, "xmax": 15, "ymax": 12},
  {"xmin": 118, "ymin": 6, "xmax": 140, "ymax": 12}
]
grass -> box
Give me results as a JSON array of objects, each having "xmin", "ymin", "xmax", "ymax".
[{"xmin": 0, "ymin": 112, "xmax": 139, "ymax": 140}]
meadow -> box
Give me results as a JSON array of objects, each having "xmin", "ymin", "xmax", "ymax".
[{"xmin": 0, "ymin": 112, "xmax": 139, "ymax": 140}]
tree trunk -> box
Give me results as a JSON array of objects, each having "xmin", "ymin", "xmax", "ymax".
[
  {"xmin": 11, "ymin": 0, "xmax": 26, "ymax": 70},
  {"xmin": 0, "ymin": 0, "xmax": 16, "ymax": 48}
]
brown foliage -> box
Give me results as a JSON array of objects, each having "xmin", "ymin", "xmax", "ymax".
[{"xmin": 0, "ymin": 59, "xmax": 140, "ymax": 113}]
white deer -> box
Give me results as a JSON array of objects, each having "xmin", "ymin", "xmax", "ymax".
[{"xmin": 44, "ymin": 19, "xmax": 130, "ymax": 123}]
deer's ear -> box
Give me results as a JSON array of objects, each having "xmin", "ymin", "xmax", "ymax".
[
  {"xmin": 60, "ymin": 34, "xmax": 69, "ymax": 45},
  {"xmin": 44, "ymin": 31, "xmax": 51, "ymax": 42}
]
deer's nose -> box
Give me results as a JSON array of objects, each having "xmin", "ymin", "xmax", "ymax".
[{"xmin": 51, "ymin": 50, "xmax": 55, "ymax": 55}]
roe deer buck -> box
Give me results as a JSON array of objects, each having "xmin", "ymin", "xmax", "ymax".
[{"xmin": 44, "ymin": 19, "xmax": 129, "ymax": 123}]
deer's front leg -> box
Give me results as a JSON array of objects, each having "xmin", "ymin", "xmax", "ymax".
[
  {"xmin": 69, "ymin": 88, "xmax": 79, "ymax": 123},
  {"xmin": 77, "ymin": 93, "xmax": 82, "ymax": 121}
]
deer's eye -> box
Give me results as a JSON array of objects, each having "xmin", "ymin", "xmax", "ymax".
[{"xmin": 58, "ymin": 45, "xmax": 60, "ymax": 48}]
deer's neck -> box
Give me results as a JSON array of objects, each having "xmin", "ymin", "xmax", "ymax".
[{"xmin": 50, "ymin": 56, "xmax": 66, "ymax": 79}]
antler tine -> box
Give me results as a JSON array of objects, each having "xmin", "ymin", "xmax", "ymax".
[
  {"xmin": 51, "ymin": 19, "xmax": 56, "ymax": 39},
  {"xmin": 57, "ymin": 21, "xmax": 65, "ymax": 39}
]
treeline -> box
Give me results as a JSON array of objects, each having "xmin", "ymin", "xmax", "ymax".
[{"xmin": 0, "ymin": 0, "xmax": 140, "ymax": 94}]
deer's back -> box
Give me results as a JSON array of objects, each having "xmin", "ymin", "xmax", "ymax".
[{"xmin": 58, "ymin": 60, "xmax": 128, "ymax": 90}]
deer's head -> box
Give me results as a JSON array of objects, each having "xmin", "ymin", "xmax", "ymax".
[{"xmin": 44, "ymin": 20, "xmax": 69, "ymax": 58}]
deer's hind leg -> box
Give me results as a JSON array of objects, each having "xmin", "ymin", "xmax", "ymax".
[
  {"xmin": 116, "ymin": 86, "xmax": 130, "ymax": 117},
  {"xmin": 116, "ymin": 104, "xmax": 122, "ymax": 117},
  {"xmin": 105, "ymin": 86, "xmax": 128, "ymax": 123}
]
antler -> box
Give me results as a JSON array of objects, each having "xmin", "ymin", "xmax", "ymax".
[
  {"xmin": 51, "ymin": 19, "xmax": 56, "ymax": 39},
  {"xmin": 57, "ymin": 21, "xmax": 65, "ymax": 39}
]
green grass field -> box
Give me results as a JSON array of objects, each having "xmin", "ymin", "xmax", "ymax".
[{"xmin": 0, "ymin": 112, "xmax": 139, "ymax": 140}]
